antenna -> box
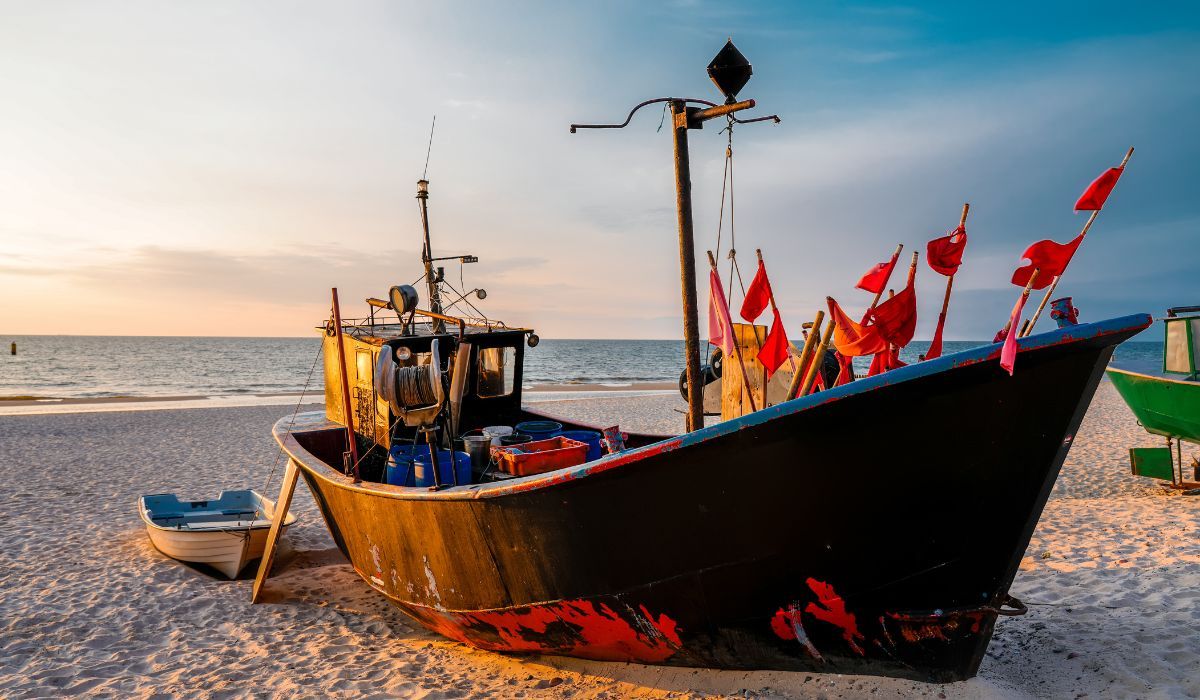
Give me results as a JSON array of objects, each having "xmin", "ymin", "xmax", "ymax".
[{"xmin": 422, "ymin": 115, "xmax": 437, "ymax": 180}]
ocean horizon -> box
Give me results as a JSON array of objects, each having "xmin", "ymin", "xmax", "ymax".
[{"xmin": 0, "ymin": 334, "xmax": 1165, "ymax": 400}]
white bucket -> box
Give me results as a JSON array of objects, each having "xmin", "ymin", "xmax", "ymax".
[{"xmin": 482, "ymin": 426, "xmax": 513, "ymax": 446}]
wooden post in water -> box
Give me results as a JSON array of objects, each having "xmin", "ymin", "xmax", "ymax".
[{"xmin": 9, "ymin": 342, "xmax": 14, "ymax": 356}]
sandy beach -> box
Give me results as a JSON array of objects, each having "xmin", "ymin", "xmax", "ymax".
[{"xmin": 1, "ymin": 382, "xmax": 1196, "ymax": 699}]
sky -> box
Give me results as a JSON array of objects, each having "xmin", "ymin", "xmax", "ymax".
[{"xmin": 1, "ymin": 1, "xmax": 1198, "ymax": 339}]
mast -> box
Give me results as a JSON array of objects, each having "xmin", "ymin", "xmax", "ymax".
[
  {"xmin": 416, "ymin": 179, "xmax": 445, "ymax": 333},
  {"xmin": 569, "ymin": 41, "xmax": 779, "ymax": 432}
]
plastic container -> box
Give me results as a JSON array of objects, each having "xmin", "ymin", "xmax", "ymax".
[
  {"xmin": 493, "ymin": 436, "xmax": 588, "ymax": 476},
  {"xmin": 515, "ymin": 420, "xmax": 563, "ymax": 441},
  {"xmin": 482, "ymin": 426, "xmax": 514, "ymax": 446},
  {"xmin": 412, "ymin": 450, "xmax": 472, "ymax": 487},
  {"xmin": 560, "ymin": 430, "xmax": 603, "ymax": 461},
  {"xmin": 385, "ymin": 444, "xmax": 431, "ymax": 487},
  {"xmin": 500, "ymin": 433, "xmax": 532, "ymax": 446},
  {"xmin": 385, "ymin": 455, "xmax": 414, "ymax": 487}
]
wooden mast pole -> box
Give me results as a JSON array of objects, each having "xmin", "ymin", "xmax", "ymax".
[
  {"xmin": 331, "ymin": 288, "xmax": 361, "ymax": 481},
  {"xmin": 709, "ymin": 251, "xmax": 758, "ymax": 413},
  {"xmin": 670, "ymin": 99, "xmax": 705, "ymax": 432},
  {"xmin": 1022, "ymin": 147, "xmax": 1134, "ymax": 337}
]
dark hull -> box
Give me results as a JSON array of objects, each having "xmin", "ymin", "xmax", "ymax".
[{"xmin": 274, "ymin": 315, "xmax": 1149, "ymax": 682}]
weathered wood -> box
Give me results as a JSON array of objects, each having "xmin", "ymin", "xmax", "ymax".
[
  {"xmin": 251, "ymin": 459, "xmax": 301, "ymax": 603},
  {"xmin": 786, "ymin": 311, "xmax": 825, "ymax": 400},
  {"xmin": 671, "ymin": 99, "xmax": 704, "ymax": 433},
  {"xmin": 798, "ymin": 318, "xmax": 836, "ymax": 397},
  {"xmin": 721, "ymin": 323, "xmax": 768, "ymax": 420}
]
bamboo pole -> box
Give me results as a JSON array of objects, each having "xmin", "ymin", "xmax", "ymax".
[
  {"xmin": 797, "ymin": 318, "xmax": 837, "ymax": 398},
  {"xmin": 786, "ymin": 311, "xmax": 825, "ymax": 399},
  {"xmin": 708, "ymin": 251, "xmax": 758, "ymax": 414},
  {"xmin": 331, "ymin": 288, "xmax": 361, "ymax": 481},
  {"xmin": 1023, "ymin": 147, "xmax": 1134, "ymax": 337}
]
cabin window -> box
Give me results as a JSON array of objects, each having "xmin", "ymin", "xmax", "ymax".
[
  {"xmin": 1164, "ymin": 319, "xmax": 1192, "ymax": 374},
  {"xmin": 478, "ymin": 346, "xmax": 516, "ymax": 397}
]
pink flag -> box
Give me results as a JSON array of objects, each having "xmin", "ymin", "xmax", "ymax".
[
  {"xmin": 1000, "ymin": 292, "xmax": 1030, "ymax": 376},
  {"xmin": 708, "ymin": 269, "xmax": 736, "ymax": 355}
]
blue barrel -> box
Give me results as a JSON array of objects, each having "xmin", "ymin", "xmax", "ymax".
[
  {"xmin": 515, "ymin": 420, "xmax": 562, "ymax": 441},
  {"xmin": 560, "ymin": 430, "xmax": 603, "ymax": 461},
  {"xmin": 385, "ymin": 455, "xmax": 414, "ymax": 487},
  {"xmin": 412, "ymin": 450, "xmax": 472, "ymax": 487}
]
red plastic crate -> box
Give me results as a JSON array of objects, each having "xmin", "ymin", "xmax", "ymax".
[{"xmin": 492, "ymin": 436, "xmax": 589, "ymax": 476}]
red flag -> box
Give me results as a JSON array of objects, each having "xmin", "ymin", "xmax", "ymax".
[
  {"xmin": 1011, "ymin": 234, "xmax": 1084, "ymax": 290},
  {"xmin": 826, "ymin": 297, "xmax": 889, "ymax": 357},
  {"xmin": 855, "ymin": 250, "xmax": 900, "ymax": 294},
  {"xmin": 708, "ymin": 269, "xmax": 736, "ymax": 355},
  {"xmin": 868, "ymin": 284, "xmax": 917, "ymax": 348},
  {"xmin": 740, "ymin": 261, "xmax": 772, "ymax": 322},
  {"xmin": 1000, "ymin": 292, "xmax": 1029, "ymax": 375},
  {"xmin": 759, "ymin": 308, "xmax": 790, "ymax": 378},
  {"xmin": 835, "ymin": 352, "xmax": 855, "ymax": 386},
  {"xmin": 926, "ymin": 225, "xmax": 968, "ymax": 277},
  {"xmin": 867, "ymin": 347, "xmax": 906, "ymax": 376},
  {"xmin": 926, "ymin": 311, "xmax": 947, "ymax": 360},
  {"xmin": 1075, "ymin": 167, "xmax": 1124, "ymax": 211}
]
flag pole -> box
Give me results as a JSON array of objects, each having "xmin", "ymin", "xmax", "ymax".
[
  {"xmin": 798, "ymin": 319, "xmax": 837, "ymax": 398},
  {"xmin": 709, "ymin": 251, "xmax": 758, "ymax": 413},
  {"xmin": 933, "ymin": 203, "xmax": 969, "ymax": 349},
  {"xmin": 867, "ymin": 243, "xmax": 904, "ymax": 314},
  {"xmin": 1022, "ymin": 147, "xmax": 1134, "ymax": 337},
  {"xmin": 1004, "ymin": 269, "xmax": 1041, "ymax": 335},
  {"xmin": 757, "ymin": 248, "xmax": 799, "ymax": 378},
  {"xmin": 786, "ymin": 310, "xmax": 825, "ymax": 399}
]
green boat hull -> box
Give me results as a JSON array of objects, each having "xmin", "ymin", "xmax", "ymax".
[{"xmin": 1106, "ymin": 366, "xmax": 1200, "ymax": 444}]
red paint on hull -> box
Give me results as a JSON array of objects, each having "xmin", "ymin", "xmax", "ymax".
[
  {"xmin": 805, "ymin": 578, "xmax": 866, "ymax": 656},
  {"xmin": 401, "ymin": 598, "xmax": 683, "ymax": 663}
]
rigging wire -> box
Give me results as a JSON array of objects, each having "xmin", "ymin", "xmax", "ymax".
[
  {"xmin": 263, "ymin": 337, "xmax": 325, "ymax": 494},
  {"xmin": 422, "ymin": 115, "xmax": 437, "ymax": 180}
]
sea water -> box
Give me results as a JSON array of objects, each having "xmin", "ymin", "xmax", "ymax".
[{"xmin": 0, "ymin": 335, "xmax": 1166, "ymax": 399}]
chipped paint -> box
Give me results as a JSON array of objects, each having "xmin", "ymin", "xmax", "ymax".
[
  {"xmin": 423, "ymin": 555, "xmax": 443, "ymax": 609},
  {"xmin": 887, "ymin": 609, "xmax": 989, "ymax": 643},
  {"xmin": 400, "ymin": 597, "xmax": 683, "ymax": 663},
  {"xmin": 769, "ymin": 604, "xmax": 823, "ymax": 660},
  {"xmin": 805, "ymin": 578, "xmax": 865, "ymax": 656}
]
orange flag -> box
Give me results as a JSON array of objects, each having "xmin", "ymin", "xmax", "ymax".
[{"xmin": 826, "ymin": 297, "xmax": 888, "ymax": 357}]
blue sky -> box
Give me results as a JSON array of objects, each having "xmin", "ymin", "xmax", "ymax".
[{"xmin": 1, "ymin": 1, "xmax": 1197, "ymax": 338}]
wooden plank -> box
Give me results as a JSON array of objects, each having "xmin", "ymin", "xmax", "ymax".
[
  {"xmin": 251, "ymin": 459, "xmax": 301, "ymax": 603},
  {"xmin": 721, "ymin": 323, "xmax": 767, "ymax": 420}
]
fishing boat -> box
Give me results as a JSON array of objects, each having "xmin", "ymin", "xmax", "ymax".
[
  {"xmin": 254, "ymin": 43, "xmax": 1153, "ymax": 682},
  {"xmin": 140, "ymin": 490, "xmax": 295, "ymax": 579},
  {"xmin": 1107, "ymin": 305, "xmax": 1200, "ymax": 488}
]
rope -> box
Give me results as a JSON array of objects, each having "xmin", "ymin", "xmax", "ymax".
[
  {"xmin": 395, "ymin": 365, "xmax": 438, "ymax": 406},
  {"xmin": 263, "ymin": 338, "xmax": 325, "ymax": 494}
]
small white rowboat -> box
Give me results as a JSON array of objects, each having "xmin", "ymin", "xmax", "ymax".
[{"xmin": 138, "ymin": 490, "xmax": 296, "ymax": 579}]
